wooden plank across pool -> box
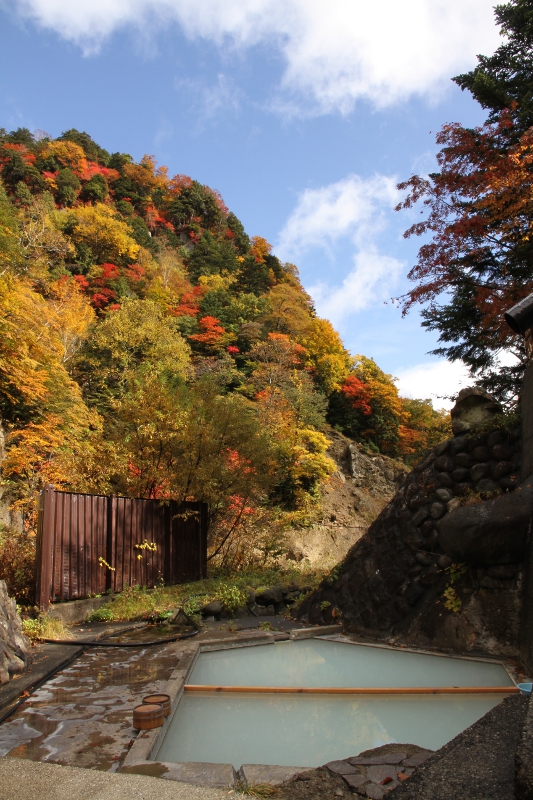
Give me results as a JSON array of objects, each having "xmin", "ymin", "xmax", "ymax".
[{"xmin": 184, "ymin": 684, "xmax": 519, "ymax": 695}]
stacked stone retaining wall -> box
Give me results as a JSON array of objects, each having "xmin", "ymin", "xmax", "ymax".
[{"xmin": 298, "ymin": 425, "xmax": 525, "ymax": 656}]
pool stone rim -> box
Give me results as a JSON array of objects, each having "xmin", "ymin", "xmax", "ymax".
[{"xmin": 121, "ymin": 623, "xmax": 521, "ymax": 788}]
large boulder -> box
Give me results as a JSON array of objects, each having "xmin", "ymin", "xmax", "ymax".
[
  {"xmin": 0, "ymin": 580, "xmax": 32, "ymax": 684},
  {"xmin": 450, "ymin": 387, "xmax": 502, "ymax": 436},
  {"xmin": 437, "ymin": 479, "xmax": 533, "ymax": 565}
]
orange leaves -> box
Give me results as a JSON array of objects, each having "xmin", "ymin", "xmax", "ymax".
[
  {"xmin": 173, "ymin": 285, "xmax": 205, "ymax": 317},
  {"xmin": 123, "ymin": 155, "xmax": 169, "ymax": 196},
  {"xmin": 396, "ymin": 110, "xmax": 533, "ymax": 398},
  {"xmin": 249, "ymin": 235, "xmax": 272, "ymax": 264},
  {"xmin": 42, "ymin": 140, "xmax": 87, "ymax": 176},
  {"xmin": 398, "ymin": 112, "xmax": 533, "ymax": 317},
  {"xmin": 189, "ymin": 315, "xmax": 234, "ymax": 350},
  {"xmin": 168, "ymin": 174, "xmax": 194, "ymax": 195},
  {"xmin": 225, "ymin": 448, "xmax": 255, "ymax": 476},
  {"xmin": 341, "ymin": 374, "xmax": 372, "ymax": 415},
  {"xmin": 80, "ymin": 161, "xmax": 119, "ymax": 182},
  {"xmin": 0, "ymin": 143, "xmax": 37, "ymax": 166},
  {"xmin": 189, "ymin": 315, "xmax": 226, "ymax": 343}
]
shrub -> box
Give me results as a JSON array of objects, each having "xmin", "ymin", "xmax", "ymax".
[
  {"xmin": 22, "ymin": 616, "xmax": 71, "ymax": 642},
  {"xmin": 214, "ymin": 583, "xmax": 248, "ymax": 613},
  {"xmin": 0, "ymin": 526, "xmax": 36, "ymax": 604},
  {"xmin": 87, "ymin": 605, "xmax": 114, "ymax": 622}
]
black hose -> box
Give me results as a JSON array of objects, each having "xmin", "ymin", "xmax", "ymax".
[
  {"xmin": 42, "ymin": 629, "xmax": 199, "ymax": 647},
  {"xmin": 43, "ymin": 594, "xmax": 205, "ymax": 647},
  {"xmin": 0, "ymin": 600, "xmax": 201, "ymax": 726}
]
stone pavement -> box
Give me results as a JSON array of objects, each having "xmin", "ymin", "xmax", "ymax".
[{"xmin": 0, "ymin": 756, "xmax": 230, "ymax": 800}]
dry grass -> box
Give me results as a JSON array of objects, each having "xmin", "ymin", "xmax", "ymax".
[
  {"xmin": 236, "ymin": 783, "xmax": 281, "ymax": 797},
  {"xmin": 86, "ymin": 565, "xmax": 325, "ymax": 624},
  {"xmin": 22, "ymin": 615, "xmax": 72, "ymax": 642}
]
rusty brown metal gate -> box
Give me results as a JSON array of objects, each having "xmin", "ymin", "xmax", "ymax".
[{"xmin": 35, "ymin": 485, "xmax": 208, "ymax": 610}]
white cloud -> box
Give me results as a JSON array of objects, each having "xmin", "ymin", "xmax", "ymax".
[
  {"xmin": 277, "ymin": 174, "xmax": 399, "ymax": 255},
  {"xmin": 175, "ymin": 74, "xmax": 242, "ymax": 122},
  {"xmin": 277, "ymin": 173, "xmax": 404, "ymax": 321},
  {"xmin": 309, "ymin": 250, "xmax": 404, "ymax": 322},
  {"xmin": 14, "ymin": 0, "xmax": 503, "ymax": 115},
  {"xmin": 395, "ymin": 360, "xmax": 471, "ymax": 409}
]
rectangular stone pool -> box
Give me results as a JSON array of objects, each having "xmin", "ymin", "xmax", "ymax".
[{"xmin": 154, "ymin": 639, "xmax": 516, "ymax": 769}]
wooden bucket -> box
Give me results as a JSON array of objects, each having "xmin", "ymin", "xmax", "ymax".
[
  {"xmin": 143, "ymin": 693, "xmax": 171, "ymax": 717},
  {"xmin": 133, "ymin": 703, "xmax": 164, "ymax": 730}
]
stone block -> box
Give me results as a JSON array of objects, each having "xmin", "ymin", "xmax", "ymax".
[
  {"xmin": 47, "ymin": 596, "xmax": 110, "ymax": 624},
  {"xmin": 450, "ymin": 387, "xmax": 502, "ymax": 435},
  {"xmin": 430, "ymin": 502, "xmax": 445, "ymax": 519},
  {"xmin": 492, "ymin": 444, "xmax": 513, "ymax": 461},
  {"xmin": 240, "ymin": 764, "xmax": 306, "ymax": 786},
  {"xmin": 434, "ymin": 456, "xmax": 454, "ymax": 472},
  {"xmin": 438, "ymin": 479, "xmax": 533, "ymax": 564},
  {"xmin": 350, "ymin": 753, "xmax": 407, "ymax": 765},
  {"xmin": 343, "ymin": 773, "xmax": 366, "ymax": 789},
  {"xmin": 471, "ymin": 462, "xmax": 490, "ymax": 482},
  {"xmin": 454, "ymin": 452, "xmax": 472, "ymax": 468},
  {"xmin": 472, "ymin": 446, "xmax": 491, "ymax": 462},
  {"xmin": 451, "ymin": 467, "xmax": 470, "ymax": 483},
  {"xmin": 436, "ymin": 471, "xmax": 453, "ymax": 488},
  {"xmin": 325, "ymin": 760, "xmax": 358, "ymax": 775},
  {"xmin": 366, "ymin": 764, "xmax": 400, "ymax": 783},
  {"xmin": 161, "ymin": 761, "xmax": 236, "ymax": 788}
]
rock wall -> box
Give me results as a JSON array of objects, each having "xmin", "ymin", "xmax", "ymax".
[
  {"xmin": 298, "ymin": 422, "xmax": 526, "ymax": 657},
  {"xmin": 285, "ymin": 432, "xmax": 408, "ymax": 567},
  {"xmin": 519, "ymin": 360, "xmax": 533, "ymax": 672},
  {"xmin": 0, "ymin": 580, "xmax": 32, "ymax": 684}
]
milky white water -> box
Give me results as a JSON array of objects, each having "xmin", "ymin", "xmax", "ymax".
[{"xmin": 155, "ymin": 639, "xmax": 513, "ymax": 769}]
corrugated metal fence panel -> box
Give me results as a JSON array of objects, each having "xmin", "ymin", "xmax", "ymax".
[
  {"xmin": 47, "ymin": 491, "xmax": 108, "ymax": 602},
  {"xmin": 169, "ymin": 501, "xmax": 206, "ymax": 583},
  {"xmin": 36, "ymin": 487, "xmax": 208, "ymax": 608}
]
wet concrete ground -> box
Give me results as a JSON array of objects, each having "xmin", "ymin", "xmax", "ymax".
[{"xmin": 0, "ymin": 641, "xmax": 181, "ymax": 771}]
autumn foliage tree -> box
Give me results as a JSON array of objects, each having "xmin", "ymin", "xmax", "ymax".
[
  {"xmin": 0, "ymin": 124, "xmax": 451, "ymax": 594},
  {"xmin": 398, "ymin": 0, "xmax": 533, "ymax": 403}
]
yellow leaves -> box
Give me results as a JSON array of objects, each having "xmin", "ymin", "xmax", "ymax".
[
  {"xmin": 249, "ymin": 235, "xmax": 272, "ymax": 263},
  {"xmin": 46, "ymin": 278, "xmax": 95, "ymax": 364},
  {"xmin": 123, "ymin": 155, "xmax": 169, "ymax": 195},
  {"xmin": 87, "ymin": 298, "xmax": 191, "ymax": 388},
  {"xmin": 41, "ymin": 140, "xmax": 87, "ymax": 175},
  {"xmin": 262, "ymin": 283, "xmax": 313, "ymax": 337},
  {"xmin": 254, "ymin": 388, "xmax": 335, "ymax": 506},
  {"xmin": 18, "ymin": 196, "xmax": 74, "ymax": 280},
  {"xmin": 60, "ymin": 203, "xmax": 140, "ymax": 264},
  {"xmin": 198, "ymin": 272, "xmax": 236, "ymax": 292},
  {"xmin": 0, "ymin": 274, "xmax": 53, "ymax": 406},
  {"xmin": 290, "ymin": 427, "xmax": 336, "ymax": 485},
  {"xmin": 300, "ymin": 318, "xmax": 352, "ymax": 394}
]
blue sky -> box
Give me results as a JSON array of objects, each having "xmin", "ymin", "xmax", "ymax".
[{"xmin": 0, "ymin": 1, "xmax": 504, "ymax": 406}]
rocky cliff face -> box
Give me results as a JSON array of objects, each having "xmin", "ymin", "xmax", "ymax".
[
  {"xmin": 0, "ymin": 580, "xmax": 32, "ymax": 684},
  {"xmin": 285, "ymin": 431, "xmax": 409, "ymax": 567},
  {"xmin": 297, "ymin": 415, "xmax": 526, "ymax": 658}
]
